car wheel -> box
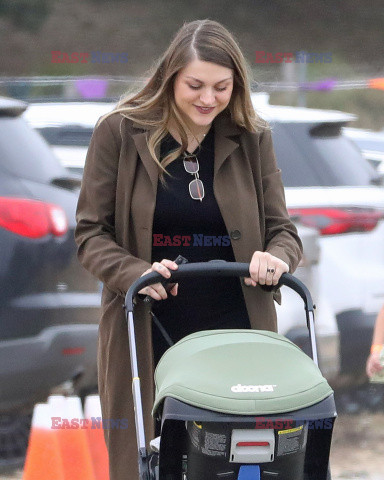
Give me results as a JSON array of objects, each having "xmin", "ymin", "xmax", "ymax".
[{"xmin": 0, "ymin": 410, "xmax": 32, "ymax": 473}]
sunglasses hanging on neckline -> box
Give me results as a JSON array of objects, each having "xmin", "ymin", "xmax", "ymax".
[{"xmin": 182, "ymin": 152, "xmax": 205, "ymax": 202}]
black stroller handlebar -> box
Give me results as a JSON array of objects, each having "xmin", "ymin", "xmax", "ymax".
[{"xmin": 124, "ymin": 261, "xmax": 314, "ymax": 313}]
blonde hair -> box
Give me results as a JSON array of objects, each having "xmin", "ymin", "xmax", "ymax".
[{"xmin": 97, "ymin": 19, "xmax": 267, "ymax": 184}]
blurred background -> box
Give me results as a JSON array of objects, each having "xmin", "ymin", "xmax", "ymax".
[
  {"xmin": 0, "ymin": 1, "xmax": 384, "ymax": 479},
  {"xmin": 0, "ymin": 0, "xmax": 384, "ymax": 126}
]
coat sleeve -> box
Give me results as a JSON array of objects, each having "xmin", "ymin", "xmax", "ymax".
[
  {"xmin": 259, "ymin": 127, "xmax": 303, "ymax": 273},
  {"xmin": 74, "ymin": 115, "xmax": 151, "ymax": 297}
]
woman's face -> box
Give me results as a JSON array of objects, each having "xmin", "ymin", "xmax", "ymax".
[{"xmin": 173, "ymin": 58, "xmax": 234, "ymax": 133}]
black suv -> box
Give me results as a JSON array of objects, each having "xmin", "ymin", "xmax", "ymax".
[{"xmin": 0, "ymin": 97, "xmax": 101, "ymax": 470}]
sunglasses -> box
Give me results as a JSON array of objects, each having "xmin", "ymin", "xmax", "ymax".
[{"xmin": 183, "ymin": 152, "xmax": 205, "ymax": 202}]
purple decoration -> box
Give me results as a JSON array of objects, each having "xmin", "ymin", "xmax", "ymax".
[
  {"xmin": 299, "ymin": 78, "xmax": 338, "ymax": 91},
  {"xmin": 75, "ymin": 78, "xmax": 108, "ymax": 98}
]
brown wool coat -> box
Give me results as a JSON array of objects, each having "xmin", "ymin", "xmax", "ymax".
[{"xmin": 74, "ymin": 108, "xmax": 303, "ymax": 480}]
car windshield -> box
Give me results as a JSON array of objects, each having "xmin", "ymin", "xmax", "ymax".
[
  {"xmin": 36, "ymin": 126, "xmax": 94, "ymax": 147},
  {"xmin": 0, "ymin": 117, "xmax": 65, "ymax": 182},
  {"xmin": 270, "ymin": 122, "xmax": 381, "ymax": 187}
]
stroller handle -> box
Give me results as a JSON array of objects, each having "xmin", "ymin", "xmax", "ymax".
[{"xmin": 124, "ymin": 261, "xmax": 314, "ymax": 313}]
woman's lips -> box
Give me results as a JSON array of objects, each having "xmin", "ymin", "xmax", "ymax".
[{"xmin": 195, "ymin": 105, "xmax": 215, "ymax": 115}]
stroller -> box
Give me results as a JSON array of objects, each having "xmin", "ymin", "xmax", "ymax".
[{"xmin": 124, "ymin": 261, "xmax": 336, "ymax": 480}]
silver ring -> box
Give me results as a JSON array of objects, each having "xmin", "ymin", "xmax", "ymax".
[{"xmin": 267, "ymin": 267, "xmax": 275, "ymax": 274}]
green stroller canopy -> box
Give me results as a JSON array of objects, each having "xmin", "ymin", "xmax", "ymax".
[{"xmin": 153, "ymin": 329, "xmax": 333, "ymax": 416}]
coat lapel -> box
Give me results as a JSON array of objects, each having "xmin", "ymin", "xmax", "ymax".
[
  {"xmin": 213, "ymin": 111, "xmax": 242, "ymax": 176},
  {"xmin": 130, "ymin": 130, "xmax": 160, "ymax": 195}
]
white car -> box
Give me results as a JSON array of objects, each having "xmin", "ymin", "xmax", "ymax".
[
  {"xmin": 23, "ymin": 101, "xmax": 117, "ymax": 174},
  {"xmin": 24, "ymin": 100, "xmax": 340, "ymax": 382},
  {"xmin": 252, "ymin": 94, "xmax": 384, "ymax": 388},
  {"xmin": 343, "ymin": 126, "xmax": 384, "ymax": 177}
]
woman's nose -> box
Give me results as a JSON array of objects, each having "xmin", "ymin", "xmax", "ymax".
[{"xmin": 199, "ymin": 88, "xmax": 215, "ymax": 105}]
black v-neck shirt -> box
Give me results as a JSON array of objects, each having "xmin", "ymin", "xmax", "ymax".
[{"xmin": 151, "ymin": 124, "xmax": 250, "ymax": 362}]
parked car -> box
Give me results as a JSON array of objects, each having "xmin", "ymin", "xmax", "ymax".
[
  {"xmin": 274, "ymin": 223, "xmax": 340, "ymax": 380},
  {"xmin": 0, "ymin": 97, "xmax": 101, "ymax": 470},
  {"xmin": 343, "ymin": 126, "xmax": 384, "ymax": 177},
  {"xmin": 252, "ymin": 94, "xmax": 384, "ymax": 390},
  {"xmin": 23, "ymin": 99, "xmax": 339, "ymax": 384},
  {"xmin": 23, "ymin": 100, "xmax": 117, "ymax": 174}
]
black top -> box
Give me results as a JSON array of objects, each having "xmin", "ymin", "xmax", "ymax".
[{"xmin": 151, "ymin": 124, "xmax": 250, "ymax": 359}]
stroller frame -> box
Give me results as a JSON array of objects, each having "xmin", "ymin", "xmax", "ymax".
[{"xmin": 124, "ymin": 261, "xmax": 319, "ymax": 480}]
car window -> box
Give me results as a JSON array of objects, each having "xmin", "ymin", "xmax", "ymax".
[
  {"xmin": 270, "ymin": 123, "xmax": 325, "ymax": 186},
  {"xmin": 0, "ymin": 117, "xmax": 65, "ymax": 182},
  {"xmin": 311, "ymin": 135, "xmax": 378, "ymax": 185},
  {"xmin": 350, "ymin": 138, "xmax": 384, "ymax": 152},
  {"xmin": 270, "ymin": 122, "xmax": 380, "ymax": 187},
  {"xmin": 37, "ymin": 126, "xmax": 94, "ymax": 147}
]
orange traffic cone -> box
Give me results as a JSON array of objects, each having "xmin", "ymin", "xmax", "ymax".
[
  {"xmin": 50, "ymin": 395, "xmax": 95, "ymax": 480},
  {"xmin": 23, "ymin": 402, "xmax": 65, "ymax": 480},
  {"xmin": 84, "ymin": 395, "xmax": 110, "ymax": 480}
]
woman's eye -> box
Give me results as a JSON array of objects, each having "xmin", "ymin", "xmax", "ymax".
[{"xmin": 188, "ymin": 85, "xmax": 227, "ymax": 92}]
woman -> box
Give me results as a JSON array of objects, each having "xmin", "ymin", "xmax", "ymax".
[{"xmin": 75, "ymin": 19, "xmax": 302, "ymax": 480}]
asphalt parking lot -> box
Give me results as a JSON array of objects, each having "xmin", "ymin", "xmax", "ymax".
[{"xmin": 330, "ymin": 412, "xmax": 384, "ymax": 479}]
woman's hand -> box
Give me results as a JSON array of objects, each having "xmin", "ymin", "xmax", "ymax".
[
  {"xmin": 366, "ymin": 351, "xmax": 384, "ymax": 378},
  {"xmin": 138, "ymin": 259, "xmax": 179, "ymax": 300},
  {"xmin": 244, "ymin": 251, "xmax": 289, "ymax": 287}
]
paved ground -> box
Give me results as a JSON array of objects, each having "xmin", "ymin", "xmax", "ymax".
[
  {"xmin": 330, "ymin": 413, "xmax": 384, "ymax": 479},
  {"xmin": 2, "ymin": 413, "xmax": 384, "ymax": 480}
]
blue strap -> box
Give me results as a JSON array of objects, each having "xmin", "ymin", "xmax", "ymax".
[{"xmin": 237, "ymin": 465, "xmax": 261, "ymax": 480}]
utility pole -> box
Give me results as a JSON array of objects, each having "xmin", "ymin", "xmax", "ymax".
[{"xmin": 297, "ymin": 50, "xmax": 307, "ymax": 107}]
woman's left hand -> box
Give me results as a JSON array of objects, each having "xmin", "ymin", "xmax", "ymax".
[{"xmin": 244, "ymin": 251, "xmax": 289, "ymax": 287}]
